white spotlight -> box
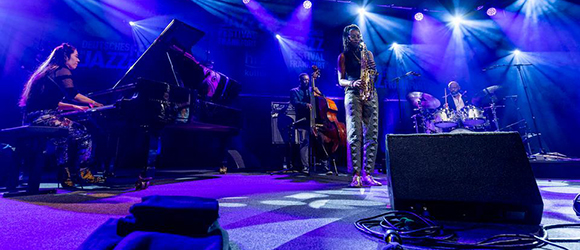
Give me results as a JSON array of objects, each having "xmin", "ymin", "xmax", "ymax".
[
  {"xmin": 513, "ymin": 49, "xmax": 521, "ymax": 56},
  {"xmin": 487, "ymin": 7, "xmax": 497, "ymax": 17},
  {"xmin": 414, "ymin": 12, "xmax": 424, "ymax": 21},
  {"xmin": 391, "ymin": 42, "xmax": 400, "ymax": 50},
  {"xmin": 242, "ymin": 0, "xmax": 250, "ymax": 4},
  {"xmin": 275, "ymin": 34, "xmax": 281, "ymax": 40},
  {"xmin": 303, "ymin": 0, "xmax": 312, "ymax": 9},
  {"xmin": 451, "ymin": 16, "xmax": 464, "ymax": 26},
  {"xmin": 358, "ymin": 7, "xmax": 367, "ymax": 15},
  {"xmin": 129, "ymin": 21, "xmax": 136, "ymax": 26}
]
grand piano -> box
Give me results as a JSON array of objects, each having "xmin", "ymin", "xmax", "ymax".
[{"xmin": 66, "ymin": 19, "xmax": 242, "ymax": 176}]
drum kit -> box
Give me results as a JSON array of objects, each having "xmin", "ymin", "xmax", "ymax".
[{"xmin": 408, "ymin": 85, "xmax": 505, "ymax": 134}]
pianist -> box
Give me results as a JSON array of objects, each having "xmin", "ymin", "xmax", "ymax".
[{"xmin": 19, "ymin": 43, "xmax": 104, "ymax": 187}]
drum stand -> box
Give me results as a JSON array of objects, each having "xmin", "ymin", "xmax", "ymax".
[
  {"xmin": 411, "ymin": 114, "xmax": 420, "ymax": 133},
  {"xmin": 487, "ymin": 101, "xmax": 504, "ymax": 132},
  {"xmin": 411, "ymin": 104, "xmax": 430, "ymax": 134}
]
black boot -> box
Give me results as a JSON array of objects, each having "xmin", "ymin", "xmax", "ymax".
[{"xmin": 59, "ymin": 167, "xmax": 75, "ymax": 188}]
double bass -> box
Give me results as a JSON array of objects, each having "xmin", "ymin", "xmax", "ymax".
[{"xmin": 309, "ymin": 65, "xmax": 347, "ymax": 167}]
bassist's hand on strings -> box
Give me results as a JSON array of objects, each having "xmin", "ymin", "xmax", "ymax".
[{"xmin": 313, "ymin": 87, "xmax": 322, "ymax": 96}]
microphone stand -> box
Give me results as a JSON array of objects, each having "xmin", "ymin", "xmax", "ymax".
[
  {"xmin": 483, "ymin": 63, "xmax": 546, "ymax": 155},
  {"xmin": 514, "ymin": 63, "xmax": 546, "ymax": 154},
  {"xmin": 391, "ymin": 71, "xmax": 420, "ymax": 124}
]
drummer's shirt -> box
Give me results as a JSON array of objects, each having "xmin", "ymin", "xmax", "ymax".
[{"xmin": 452, "ymin": 94, "xmax": 465, "ymax": 110}]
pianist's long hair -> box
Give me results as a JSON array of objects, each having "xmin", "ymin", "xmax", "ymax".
[{"xmin": 19, "ymin": 43, "xmax": 77, "ymax": 107}]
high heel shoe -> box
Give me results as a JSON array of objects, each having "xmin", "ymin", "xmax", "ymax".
[
  {"xmin": 362, "ymin": 175, "xmax": 383, "ymax": 186},
  {"xmin": 350, "ymin": 175, "xmax": 363, "ymax": 188},
  {"xmin": 80, "ymin": 168, "xmax": 105, "ymax": 184}
]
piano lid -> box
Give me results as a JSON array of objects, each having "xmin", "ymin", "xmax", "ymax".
[{"xmin": 113, "ymin": 19, "xmax": 205, "ymax": 89}]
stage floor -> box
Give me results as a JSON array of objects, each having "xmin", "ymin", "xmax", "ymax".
[{"xmin": 0, "ymin": 172, "xmax": 579, "ymax": 250}]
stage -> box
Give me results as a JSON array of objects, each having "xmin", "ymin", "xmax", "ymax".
[{"xmin": 0, "ymin": 172, "xmax": 578, "ymax": 250}]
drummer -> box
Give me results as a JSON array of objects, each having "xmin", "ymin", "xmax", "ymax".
[{"xmin": 444, "ymin": 81, "xmax": 469, "ymax": 111}]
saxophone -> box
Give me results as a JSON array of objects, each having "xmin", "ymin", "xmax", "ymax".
[{"xmin": 359, "ymin": 42, "xmax": 378, "ymax": 102}]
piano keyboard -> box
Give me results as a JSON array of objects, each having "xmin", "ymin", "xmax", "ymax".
[{"xmin": 60, "ymin": 104, "xmax": 116, "ymax": 117}]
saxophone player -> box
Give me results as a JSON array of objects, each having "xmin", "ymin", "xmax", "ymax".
[{"xmin": 337, "ymin": 24, "xmax": 381, "ymax": 187}]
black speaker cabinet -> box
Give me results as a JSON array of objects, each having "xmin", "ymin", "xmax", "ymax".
[{"xmin": 386, "ymin": 132, "xmax": 544, "ymax": 225}]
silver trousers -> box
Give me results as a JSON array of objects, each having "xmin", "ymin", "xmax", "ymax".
[{"xmin": 344, "ymin": 89, "xmax": 379, "ymax": 175}]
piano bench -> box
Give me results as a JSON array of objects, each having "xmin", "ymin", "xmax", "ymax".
[{"xmin": 0, "ymin": 125, "xmax": 68, "ymax": 197}]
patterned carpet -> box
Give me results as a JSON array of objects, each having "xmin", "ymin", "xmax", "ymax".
[{"xmin": 0, "ymin": 173, "xmax": 579, "ymax": 249}]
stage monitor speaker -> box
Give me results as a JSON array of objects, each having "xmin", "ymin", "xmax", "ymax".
[
  {"xmin": 386, "ymin": 132, "xmax": 544, "ymax": 225},
  {"xmin": 271, "ymin": 102, "xmax": 298, "ymax": 145}
]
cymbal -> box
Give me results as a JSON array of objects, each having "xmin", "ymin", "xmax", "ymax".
[
  {"xmin": 473, "ymin": 85, "xmax": 505, "ymax": 105},
  {"xmin": 407, "ymin": 91, "xmax": 441, "ymax": 109},
  {"xmin": 481, "ymin": 85, "xmax": 502, "ymax": 95}
]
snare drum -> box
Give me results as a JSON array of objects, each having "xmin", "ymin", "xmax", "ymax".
[
  {"xmin": 432, "ymin": 108, "xmax": 458, "ymax": 128},
  {"xmin": 460, "ymin": 105, "xmax": 486, "ymax": 126}
]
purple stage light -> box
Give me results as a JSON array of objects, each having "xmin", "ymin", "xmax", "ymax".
[
  {"xmin": 243, "ymin": 0, "xmax": 250, "ymax": 4},
  {"xmin": 303, "ymin": 0, "xmax": 312, "ymax": 9},
  {"xmin": 414, "ymin": 12, "xmax": 424, "ymax": 21},
  {"xmin": 487, "ymin": 7, "xmax": 497, "ymax": 17}
]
